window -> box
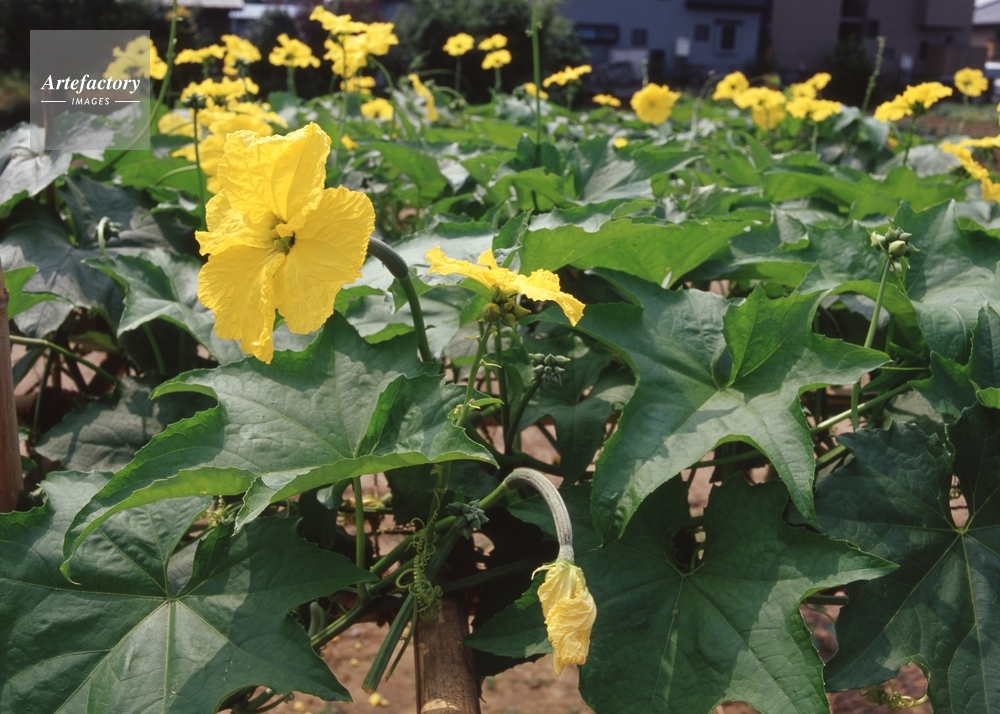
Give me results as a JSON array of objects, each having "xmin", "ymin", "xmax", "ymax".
[
  {"xmin": 632, "ymin": 28, "xmax": 648, "ymax": 47},
  {"xmin": 694, "ymin": 24, "xmax": 710, "ymax": 41},
  {"xmin": 717, "ymin": 23, "xmax": 737, "ymax": 52},
  {"xmin": 867, "ymin": 19, "xmax": 879, "ymax": 38},
  {"xmin": 575, "ymin": 24, "xmax": 620, "ymax": 44}
]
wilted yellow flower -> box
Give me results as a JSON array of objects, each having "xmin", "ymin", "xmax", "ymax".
[
  {"xmin": 712, "ymin": 71, "xmax": 749, "ymax": 100},
  {"xmin": 482, "ymin": 49, "xmax": 511, "ymax": 70},
  {"xmin": 341, "ymin": 134, "xmax": 359, "ymax": 151},
  {"xmin": 955, "ymin": 67, "xmax": 989, "ymax": 97},
  {"xmin": 408, "ymin": 73, "xmax": 439, "ymax": 121},
  {"xmin": 901, "ymin": 81, "xmax": 953, "ymax": 109},
  {"xmin": 196, "ymin": 123, "xmax": 374, "ymax": 363},
  {"xmin": 175, "ymin": 45, "xmax": 226, "ymax": 65},
  {"xmin": 630, "ymin": 82, "xmax": 681, "ymax": 125},
  {"xmin": 426, "ymin": 247, "xmax": 585, "ymax": 326},
  {"xmin": 478, "ymin": 33, "xmax": 508, "ymax": 51},
  {"xmin": 360, "ymin": 97, "xmax": 394, "ymax": 121},
  {"xmin": 270, "ymin": 33, "xmax": 320, "ymax": 68},
  {"xmin": 593, "ymin": 93, "xmax": 621, "ymax": 107},
  {"xmin": 613, "ymin": 136, "xmax": 628, "ymax": 148},
  {"xmin": 221, "ymin": 34, "xmax": 261, "ymax": 75},
  {"xmin": 523, "ymin": 82, "xmax": 548, "ymax": 100},
  {"xmin": 443, "ymin": 33, "xmax": 474, "ymax": 57},
  {"xmin": 533, "ymin": 559, "xmax": 596, "ymax": 676}
]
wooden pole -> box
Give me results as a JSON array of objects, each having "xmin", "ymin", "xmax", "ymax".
[
  {"xmin": 0, "ymin": 260, "xmax": 23, "ymax": 511},
  {"xmin": 414, "ymin": 593, "xmax": 482, "ymax": 714}
]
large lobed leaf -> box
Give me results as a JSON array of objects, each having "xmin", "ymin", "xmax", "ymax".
[
  {"xmin": 817, "ymin": 417, "xmax": 1000, "ymax": 713},
  {"xmin": 576, "ymin": 270, "xmax": 886, "ymax": 541},
  {"xmin": 1, "ymin": 471, "xmax": 372, "ymax": 713},
  {"xmin": 63, "ymin": 315, "xmax": 494, "ymax": 561}
]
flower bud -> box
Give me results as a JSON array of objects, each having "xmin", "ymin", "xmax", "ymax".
[
  {"xmin": 480, "ymin": 302, "xmax": 502, "ymax": 322},
  {"xmin": 870, "ymin": 232, "xmax": 887, "ymax": 251},
  {"xmin": 888, "ymin": 240, "xmax": 907, "ymax": 257}
]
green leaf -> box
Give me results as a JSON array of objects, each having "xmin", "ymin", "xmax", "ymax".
[
  {"xmin": 371, "ymin": 141, "xmax": 449, "ymax": 203},
  {"xmin": 520, "ymin": 211, "xmax": 751, "ymax": 286},
  {"xmin": 86, "ymin": 248, "xmax": 246, "ymax": 364},
  {"xmin": 579, "ymin": 476, "xmax": 894, "ymax": 714},
  {"xmin": 485, "ymin": 167, "xmax": 572, "ymax": 212},
  {"xmin": 3, "ymin": 265, "xmax": 61, "ymax": 319},
  {"xmin": 817, "ymin": 418, "xmax": 1000, "ymax": 713},
  {"xmin": 63, "ymin": 316, "xmax": 494, "ymax": 560},
  {"xmin": 0, "ymin": 470, "xmax": 371, "ymax": 713},
  {"xmin": 465, "ymin": 578, "xmax": 550, "ymax": 658},
  {"xmin": 578, "ymin": 272, "xmax": 886, "ymax": 541},
  {"xmin": 35, "ymin": 376, "xmax": 213, "ymax": 472}
]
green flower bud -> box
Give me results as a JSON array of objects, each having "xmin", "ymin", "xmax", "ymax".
[
  {"xmin": 481, "ymin": 302, "xmax": 502, "ymax": 322},
  {"xmin": 888, "ymin": 240, "xmax": 907, "ymax": 257},
  {"xmin": 870, "ymin": 232, "xmax": 888, "ymax": 251},
  {"xmin": 501, "ymin": 312, "xmax": 518, "ymax": 328}
]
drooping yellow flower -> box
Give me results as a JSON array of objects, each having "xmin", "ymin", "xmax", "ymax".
[
  {"xmin": 533, "ymin": 559, "xmax": 596, "ymax": 676},
  {"xmin": 221, "ymin": 34, "xmax": 261, "ymax": 75},
  {"xmin": 478, "ymin": 33, "xmax": 508, "ymax": 51},
  {"xmin": 408, "ymin": 73, "xmax": 439, "ymax": 121},
  {"xmin": 426, "ymin": 247, "xmax": 585, "ymax": 326},
  {"xmin": 360, "ymin": 97, "xmax": 394, "ymax": 121},
  {"xmin": 443, "ymin": 33, "xmax": 474, "ymax": 57},
  {"xmin": 955, "ymin": 67, "xmax": 989, "ymax": 98},
  {"xmin": 630, "ymin": 83, "xmax": 681, "ymax": 125},
  {"xmin": 523, "ymin": 82, "xmax": 548, "ymax": 100},
  {"xmin": 269, "ymin": 33, "xmax": 320, "ymax": 68},
  {"xmin": 712, "ymin": 71, "xmax": 749, "ymax": 101},
  {"xmin": 175, "ymin": 45, "xmax": 226, "ymax": 65},
  {"xmin": 482, "ymin": 49, "xmax": 511, "ymax": 70},
  {"xmin": 612, "ymin": 136, "xmax": 629, "ymax": 148},
  {"xmin": 593, "ymin": 93, "xmax": 621, "ymax": 107},
  {"xmin": 196, "ymin": 123, "xmax": 374, "ymax": 363}
]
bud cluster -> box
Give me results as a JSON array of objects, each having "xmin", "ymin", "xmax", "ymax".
[
  {"xmin": 447, "ymin": 499, "xmax": 489, "ymax": 538},
  {"xmin": 870, "ymin": 226, "xmax": 918, "ymax": 258},
  {"xmin": 529, "ymin": 353, "xmax": 571, "ymax": 383},
  {"xmin": 481, "ymin": 286, "xmax": 531, "ymax": 327}
]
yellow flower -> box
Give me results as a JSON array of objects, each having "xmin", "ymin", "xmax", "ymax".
[
  {"xmin": 310, "ymin": 7, "xmax": 365, "ymax": 36},
  {"xmin": 104, "ymin": 35, "xmax": 158, "ymax": 80},
  {"xmin": 733, "ymin": 87, "xmax": 786, "ymax": 129},
  {"xmin": 269, "ymin": 33, "xmax": 320, "ymax": 68},
  {"xmin": 901, "ymin": 81, "xmax": 953, "ymax": 109},
  {"xmin": 363, "ymin": 22, "xmax": 399, "ymax": 57},
  {"xmin": 789, "ymin": 82, "xmax": 817, "ymax": 100},
  {"xmin": 360, "ymin": 97, "xmax": 394, "ymax": 121},
  {"xmin": 955, "ymin": 67, "xmax": 989, "ymax": 98},
  {"xmin": 408, "ymin": 73, "xmax": 439, "ymax": 121},
  {"xmin": 712, "ymin": 71, "xmax": 749, "ymax": 100},
  {"xmin": 533, "ymin": 559, "xmax": 596, "ymax": 676},
  {"xmin": 196, "ymin": 123, "xmax": 374, "ymax": 363},
  {"xmin": 341, "ymin": 134, "xmax": 359, "ymax": 151},
  {"xmin": 787, "ymin": 96, "xmax": 841, "ymax": 122},
  {"xmin": 478, "ymin": 34, "xmax": 508, "ymax": 51},
  {"xmin": 443, "ymin": 33, "xmax": 474, "ymax": 57},
  {"xmin": 874, "ymin": 96, "xmax": 912, "ymax": 122},
  {"xmin": 543, "ymin": 64, "xmax": 592, "ymax": 88},
  {"xmin": 150, "ymin": 42, "xmax": 167, "ymax": 80},
  {"xmin": 425, "ymin": 247, "xmax": 585, "ymax": 326},
  {"xmin": 523, "ymin": 82, "xmax": 548, "ymax": 100},
  {"xmin": 324, "ymin": 35, "xmax": 369, "ymax": 78},
  {"xmin": 482, "ymin": 49, "xmax": 511, "ymax": 70},
  {"xmin": 613, "ymin": 136, "xmax": 628, "ymax": 148},
  {"xmin": 221, "ymin": 34, "xmax": 261, "ymax": 75},
  {"xmin": 592, "ymin": 93, "xmax": 621, "ymax": 107},
  {"xmin": 175, "ymin": 45, "xmax": 225, "ymax": 65},
  {"xmin": 630, "ymin": 83, "xmax": 681, "ymax": 125},
  {"xmin": 181, "ymin": 77, "xmax": 258, "ymax": 107},
  {"xmin": 342, "ymin": 75, "xmax": 376, "ymax": 94}
]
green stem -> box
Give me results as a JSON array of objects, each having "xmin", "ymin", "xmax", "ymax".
[
  {"xmin": 903, "ymin": 115, "xmax": 915, "ymax": 166},
  {"xmin": 458, "ymin": 327, "xmax": 493, "ymax": 428},
  {"xmin": 10, "ymin": 336, "xmax": 117, "ymax": 384},
  {"xmin": 530, "ymin": 0, "xmax": 543, "ymax": 163},
  {"xmin": 191, "ymin": 107, "xmax": 207, "ymax": 227},
  {"xmin": 815, "ymin": 444, "xmax": 847, "ymax": 469},
  {"xmin": 494, "ymin": 67, "xmax": 502, "ymax": 95},
  {"xmin": 331, "ymin": 42, "xmax": 349, "ymax": 170},
  {"xmin": 352, "ymin": 476, "xmax": 370, "ymax": 604},
  {"xmin": 287, "ymin": 66, "xmax": 297, "ymax": 100},
  {"xmin": 493, "ymin": 331, "xmax": 510, "ymax": 441},
  {"xmin": 851, "ymin": 253, "xmax": 893, "ymax": 430},
  {"xmin": 958, "ymin": 95, "xmax": 968, "ymax": 137},
  {"xmin": 504, "ymin": 378, "xmax": 540, "ymax": 454},
  {"xmin": 32, "ymin": 350, "xmax": 55, "ymax": 436},
  {"xmin": 813, "ymin": 382, "xmax": 910, "ymax": 434},
  {"xmin": 150, "ymin": 164, "xmax": 198, "ymax": 186},
  {"xmin": 454, "ymin": 57, "xmax": 462, "ymax": 94},
  {"xmin": 365, "ymin": 239, "xmax": 432, "ymax": 362},
  {"xmin": 811, "ymin": 121, "xmax": 819, "ymax": 154},
  {"xmin": 851, "ymin": 35, "xmax": 884, "ymax": 149},
  {"xmin": 142, "ymin": 323, "xmax": 166, "ymax": 375}
]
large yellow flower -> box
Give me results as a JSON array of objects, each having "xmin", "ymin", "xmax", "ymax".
[
  {"xmin": 478, "ymin": 34, "xmax": 508, "ymax": 51},
  {"xmin": 221, "ymin": 34, "xmax": 261, "ymax": 75},
  {"xmin": 874, "ymin": 96, "xmax": 912, "ymax": 122},
  {"xmin": 360, "ymin": 97, "xmax": 394, "ymax": 121},
  {"xmin": 443, "ymin": 33, "xmax": 474, "ymax": 57},
  {"xmin": 426, "ymin": 247, "xmax": 584, "ymax": 326},
  {"xmin": 196, "ymin": 123, "xmax": 374, "ymax": 362},
  {"xmin": 712, "ymin": 71, "xmax": 749, "ymax": 101},
  {"xmin": 630, "ymin": 83, "xmax": 681, "ymax": 125},
  {"xmin": 482, "ymin": 49, "xmax": 512, "ymax": 70},
  {"xmin": 955, "ymin": 67, "xmax": 989, "ymax": 98},
  {"xmin": 534, "ymin": 559, "xmax": 597, "ymax": 676},
  {"xmin": 175, "ymin": 45, "xmax": 225, "ymax": 65}
]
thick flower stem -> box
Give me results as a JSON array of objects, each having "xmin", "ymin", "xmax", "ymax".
[
  {"xmin": 851, "ymin": 253, "xmax": 893, "ymax": 430},
  {"xmin": 530, "ymin": 0, "xmax": 543, "ymax": 163},
  {"xmin": 502, "ymin": 468, "xmax": 574, "ymax": 562},
  {"xmin": 365, "ymin": 239, "xmax": 432, "ymax": 362}
]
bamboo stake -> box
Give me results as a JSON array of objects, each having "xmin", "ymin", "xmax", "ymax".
[
  {"xmin": 0, "ymin": 260, "xmax": 24, "ymax": 511},
  {"xmin": 414, "ymin": 592, "xmax": 481, "ymax": 714}
]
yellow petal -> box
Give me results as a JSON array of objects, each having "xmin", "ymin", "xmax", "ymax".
[
  {"xmin": 197, "ymin": 192, "xmax": 272, "ymax": 255},
  {"xmin": 198, "ymin": 244, "xmax": 285, "ymax": 363},
  {"xmin": 216, "ymin": 123, "xmax": 330, "ymax": 227},
  {"xmin": 514, "ymin": 270, "xmax": 585, "ymax": 326},
  {"xmin": 272, "ymin": 187, "xmax": 374, "ymax": 334},
  {"xmin": 534, "ymin": 559, "xmax": 596, "ymax": 676},
  {"xmin": 426, "ymin": 246, "xmax": 494, "ymax": 288}
]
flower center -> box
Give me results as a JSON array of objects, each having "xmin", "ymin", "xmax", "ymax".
[{"xmin": 271, "ymin": 223, "xmax": 296, "ymax": 254}]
